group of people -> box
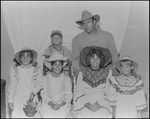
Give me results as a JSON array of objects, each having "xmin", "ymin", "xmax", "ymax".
[{"xmin": 8, "ymin": 10, "xmax": 147, "ymax": 118}]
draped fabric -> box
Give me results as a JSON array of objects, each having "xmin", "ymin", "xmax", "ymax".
[
  {"xmin": 119, "ymin": 2, "xmax": 149, "ymax": 114},
  {"xmin": 1, "ymin": 1, "xmax": 72, "ymax": 62},
  {"xmin": 1, "ymin": 1, "xmax": 131, "ymax": 63}
]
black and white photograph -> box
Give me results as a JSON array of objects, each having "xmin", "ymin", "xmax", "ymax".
[{"xmin": 1, "ymin": 1, "xmax": 149, "ymax": 118}]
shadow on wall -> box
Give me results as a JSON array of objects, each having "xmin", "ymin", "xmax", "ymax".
[{"xmin": 1, "ymin": 9, "xmax": 15, "ymax": 118}]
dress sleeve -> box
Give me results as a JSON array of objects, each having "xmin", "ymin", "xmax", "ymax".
[
  {"xmin": 63, "ymin": 76, "xmax": 73, "ymax": 102},
  {"xmin": 71, "ymin": 37, "xmax": 80, "ymax": 72},
  {"xmin": 104, "ymin": 69, "xmax": 112, "ymax": 97},
  {"xmin": 8, "ymin": 66, "xmax": 18, "ymax": 103},
  {"xmin": 40, "ymin": 77, "xmax": 50, "ymax": 102},
  {"xmin": 32, "ymin": 66, "xmax": 44, "ymax": 94},
  {"xmin": 64, "ymin": 47, "xmax": 72, "ymax": 60},
  {"xmin": 44, "ymin": 46, "xmax": 52, "ymax": 57},
  {"xmin": 108, "ymin": 33, "xmax": 119, "ymax": 68},
  {"xmin": 108, "ymin": 76, "xmax": 118, "ymax": 106},
  {"xmin": 74, "ymin": 71, "xmax": 86, "ymax": 110},
  {"xmin": 76, "ymin": 72, "xmax": 85, "ymax": 100},
  {"xmin": 135, "ymin": 81, "xmax": 147, "ymax": 110}
]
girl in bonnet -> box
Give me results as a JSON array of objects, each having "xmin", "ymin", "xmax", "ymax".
[
  {"xmin": 109, "ymin": 55, "xmax": 147, "ymax": 118},
  {"xmin": 73, "ymin": 46, "xmax": 113, "ymax": 118},
  {"xmin": 40, "ymin": 52, "xmax": 72, "ymax": 118},
  {"xmin": 8, "ymin": 47, "xmax": 43, "ymax": 118}
]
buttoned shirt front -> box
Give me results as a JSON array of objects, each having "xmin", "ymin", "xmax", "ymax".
[{"xmin": 72, "ymin": 27, "xmax": 118, "ymax": 71}]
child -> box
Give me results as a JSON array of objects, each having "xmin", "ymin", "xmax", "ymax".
[
  {"xmin": 44, "ymin": 30, "xmax": 71, "ymax": 59},
  {"xmin": 109, "ymin": 55, "xmax": 147, "ymax": 118},
  {"xmin": 43, "ymin": 30, "xmax": 71, "ymax": 76},
  {"xmin": 40, "ymin": 52, "xmax": 73, "ymax": 118},
  {"xmin": 8, "ymin": 47, "xmax": 43, "ymax": 118},
  {"xmin": 74, "ymin": 46, "xmax": 113, "ymax": 118}
]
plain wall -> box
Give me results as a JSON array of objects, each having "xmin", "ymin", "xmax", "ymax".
[
  {"xmin": 120, "ymin": 1, "xmax": 149, "ymax": 117},
  {"xmin": 1, "ymin": 9, "xmax": 15, "ymax": 117}
]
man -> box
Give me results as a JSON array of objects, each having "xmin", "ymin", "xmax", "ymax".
[
  {"xmin": 43, "ymin": 30, "xmax": 71, "ymax": 76},
  {"xmin": 72, "ymin": 10, "xmax": 119, "ymax": 78}
]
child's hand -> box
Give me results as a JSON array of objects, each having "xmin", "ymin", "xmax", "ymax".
[
  {"xmin": 28, "ymin": 101, "xmax": 36, "ymax": 108},
  {"xmin": 137, "ymin": 110, "xmax": 141, "ymax": 118},
  {"xmin": 59, "ymin": 101, "xmax": 66, "ymax": 108},
  {"xmin": 91, "ymin": 101, "xmax": 101, "ymax": 112},
  {"xmin": 85, "ymin": 102, "xmax": 101, "ymax": 112},
  {"xmin": 52, "ymin": 104, "xmax": 60, "ymax": 111},
  {"xmin": 9, "ymin": 103, "xmax": 14, "ymax": 111},
  {"xmin": 84, "ymin": 102, "xmax": 92, "ymax": 110},
  {"xmin": 48, "ymin": 101, "xmax": 55, "ymax": 107},
  {"xmin": 29, "ymin": 92, "xmax": 35, "ymax": 101}
]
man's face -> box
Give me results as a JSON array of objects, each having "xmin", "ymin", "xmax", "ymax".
[
  {"xmin": 51, "ymin": 34, "xmax": 62, "ymax": 45},
  {"xmin": 82, "ymin": 18, "xmax": 95, "ymax": 33}
]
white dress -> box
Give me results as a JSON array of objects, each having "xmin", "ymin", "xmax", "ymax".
[
  {"xmin": 74, "ymin": 69, "xmax": 113, "ymax": 118},
  {"xmin": 109, "ymin": 75, "xmax": 147, "ymax": 118},
  {"xmin": 8, "ymin": 65, "xmax": 43, "ymax": 118},
  {"xmin": 40, "ymin": 73, "xmax": 72, "ymax": 118}
]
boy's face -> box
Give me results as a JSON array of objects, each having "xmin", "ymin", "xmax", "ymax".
[
  {"xmin": 51, "ymin": 34, "xmax": 62, "ymax": 45},
  {"xmin": 120, "ymin": 61, "xmax": 133, "ymax": 76},
  {"xmin": 20, "ymin": 52, "xmax": 32, "ymax": 66},
  {"xmin": 52, "ymin": 61, "xmax": 63, "ymax": 74},
  {"xmin": 90, "ymin": 54, "xmax": 101, "ymax": 69}
]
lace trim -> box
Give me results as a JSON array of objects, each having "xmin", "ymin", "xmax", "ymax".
[
  {"xmin": 83, "ymin": 76, "xmax": 107, "ymax": 88},
  {"xmin": 81, "ymin": 65, "xmax": 109, "ymax": 87},
  {"xmin": 10, "ymin": 66, "xmax": 40, "ymax": 95},
  {"xmin": 109, "ymin": 79, "xmax": 144, "ymax": 95},
  {"xmin": 115, "ymin": 76, "xmax": 139, "ymax": 87}
]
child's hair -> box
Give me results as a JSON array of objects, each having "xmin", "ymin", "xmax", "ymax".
[
  {"xmin": 120, "ymin": 60, "xmax": 138, "ymax": 78},
  {"xmin": 13, "ymin": 58, "xmax": 21, "ymax": 67},
  {"xmin": 50, "ymin": 60, "xmax": 64, "ymax": 73},
  {"xmin": 13, "ymin": 50, "xmax": 38, "ymax": 67},
  {"xmin": 13, "ymin": 58, "xmax": 38, "ymax": 67},
  {"xmin": 86, "ymin": 49, "xmax": 105, "ymax": 68}
]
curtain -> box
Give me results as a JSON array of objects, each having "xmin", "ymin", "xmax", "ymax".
[
  {"xmin": 1, "ymin": 1, "xmax": 71, "ymax": 65},
  {"xmin": 120, "ymin": 2, "xmax": 149, "ymax": 113},
  {"xmin": 1, "ymin": 1, "xmax": 131, "ymax": 64}
]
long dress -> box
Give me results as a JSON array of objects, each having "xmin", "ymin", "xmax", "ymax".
[
  {"xmin": 40, "ymin": 73, "xmax": 72, "ymax": 118},
  {"xmin": 109, "ymin": 75, "xmax": 147, "ymax": 118},
  {"xmin": 8, "ymin": 65, "xmax": 43, "ymax": 118},
  {"xmin": 74, "ymin": 67, "xmax": 113, "ymax": 118}
]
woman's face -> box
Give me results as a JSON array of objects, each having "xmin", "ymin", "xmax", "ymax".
[
  {"xmin": 51, "ymin": 34, "xmax": 62, "ymax": 45},
  {"xmin": 120, "ymin": 61, "xmax": 133, "ymax": 76},
  {"xmin": 52, "ymin": 61, "xmax": 63, "ymax": 74},
  {"xmin": 90, "ymin": 54, "xmax": 101, "ymax": 70},
  {"xmin": 20, "ymin": 52, "xmax": 32, "ymax": 66}
]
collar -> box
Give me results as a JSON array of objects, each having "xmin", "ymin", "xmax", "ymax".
[
  {"xmin": 21, "ymin": 64, "xmax": 32, "ymax": 69},
  {"xmin": 51, "ymin": 45, "xmax": 63, "ymax": 52},
  {"xmin": 83, "ymin": 25, "xmax": 100, "ymax": 36}
]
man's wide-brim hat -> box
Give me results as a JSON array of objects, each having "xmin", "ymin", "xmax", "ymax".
[
  {"xmin": 76, "ymin": 10, "xmax": 100, "ymax": 26},
  {"xmin": 80, "ymin": 46, "xmax": 112, "ymax": 67},
  {"xmin": 44, "ymin": 52, "xmax": 69, "ymax": 70},
  {"xmin": 15, "ymin": 47, "xmax": 38, "ymax": 64},
  {"xmin": 115, "ymin": 55, "xmax": 139, "ymax": 73}
]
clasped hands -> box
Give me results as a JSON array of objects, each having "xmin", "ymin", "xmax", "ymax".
[
  {"xmin": 26, "ymin": 92, "xmax": 37, "ymax": 109},
  {"xmin": 84, "ymin": 101, "xmax": 101, "ymax": 112},
  {"xmin": 48, "ymin": 100, "xmax": 66, "ymax": 111}
]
